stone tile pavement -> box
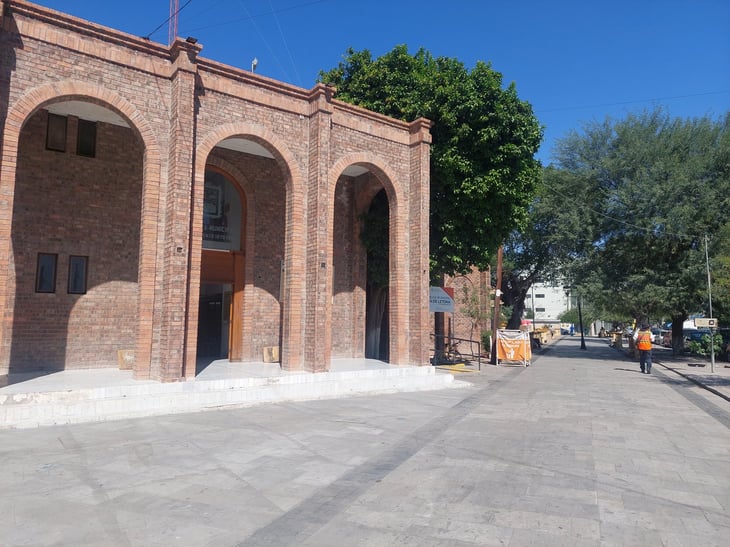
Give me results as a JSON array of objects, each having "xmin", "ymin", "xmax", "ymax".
[
  {"xmin": 650, "ymin": 347, "xmax": 730, "ymax": 402},
  {"xmin": 0, "ymin": 337, "xmax": 728, "ymax": 546}
]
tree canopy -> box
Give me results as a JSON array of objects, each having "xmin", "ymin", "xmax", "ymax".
[
  {"xmin": 319, "ymin": 45, "xmax": 543, "ymax": 278},
  {"xmin": 514, "ymin": 108, "xmax": 730, "ymax": 340}
]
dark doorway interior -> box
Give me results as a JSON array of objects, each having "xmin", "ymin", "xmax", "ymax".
[
  {"xmin": 197, "ymin": 283, "xmax": 231, "ymax": 370},
  {"xmin": 362, "ymin": 189, "xmax": 389, "ymax": 361}
]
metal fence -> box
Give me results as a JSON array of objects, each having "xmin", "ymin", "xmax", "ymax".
[{"xmin": 430, "ymin": 334, "xmax": 482, "ymax": 371}]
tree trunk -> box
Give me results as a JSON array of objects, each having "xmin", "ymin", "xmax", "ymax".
[
  {"xmin": 670, "ymin": 313, "xmax": 687, "ymax": 356},
  {"xmin": 507, "ymin": 298, "xmax": 526, "ymax": 330}
]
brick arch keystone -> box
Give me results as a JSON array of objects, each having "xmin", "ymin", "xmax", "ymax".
[{"xmin": 0, "ymin": 80, "xmax": 162, "ymax": 377}]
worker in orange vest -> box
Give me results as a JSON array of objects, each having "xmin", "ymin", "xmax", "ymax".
[{"xmin": 633, "ymin": 324, "xmax": 653, "ymax": 374}]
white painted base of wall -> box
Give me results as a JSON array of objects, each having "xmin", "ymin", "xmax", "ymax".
[{"xmin": 1, "ymin": 361, "xmax": 466, "ymax": 429}]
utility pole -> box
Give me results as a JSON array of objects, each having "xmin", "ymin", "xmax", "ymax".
[
  {"xmin": 705, "ymin": 234, "xmax": 715, "ymax": 373},
  {"xmin": 490, "ymin": 246, "xmax": 503, "ymax": 365},
  {"xmin": 168, "ymin": 0, "xmax": 179, "ymax": 45}
]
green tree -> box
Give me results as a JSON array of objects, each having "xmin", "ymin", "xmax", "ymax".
[
  {"xmin": 544, "ymin": 109, "xmax": 730, "ymax": 352},
  {"xmin": 714, "ymin": 221, "xmax": 730, "ymax": 321},
  {"xmin": 498, "ymin": 167, "xmax": 594, "ymax": 328},
  {"xmin": 319, "ymin": 45, "xmax": 543, "ymax": 278}
]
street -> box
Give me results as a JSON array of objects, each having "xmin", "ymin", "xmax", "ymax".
[{"xmin": 1, "ymin": 337, "xmax": 729, "ymax": 546}]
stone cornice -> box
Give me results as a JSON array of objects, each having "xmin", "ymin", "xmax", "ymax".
[{"xmin": 5, "ymin": 0, "xmax": 170, "ymax": 59}]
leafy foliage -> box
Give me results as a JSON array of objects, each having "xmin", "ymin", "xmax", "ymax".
[
  {"xmin": 319, "ymin": 46, "xmax": 543, "ymax": 278},
  {"xmin": 497, "ymin": 170, "xmax": 592, "ymax": 327},
  {"xmin": 687, "ymin": 333, "xmax": 724, "ymax": 358},
  {"xmin": 359, "ymin": 190, "xmax": 389, "ymax": 288},
  {"xmin": 558, "ymin": 303, "xmax": 598, "ymax": 334},
  {"xmin": 537, "ymin": 109, "xmax": 729, "ymax": 330}
]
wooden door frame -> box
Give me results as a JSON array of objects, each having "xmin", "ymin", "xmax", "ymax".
[
  {"xmin": 199, "ymin": 165, "xmax": 247, "ymax": 362},
  {"xmin": 198, "ymin": 249, "xmax": 245, "ymax": 361},
  {"xmin": 230, "ymin": 251, "xmax": 244, "ymax": 360},
  {"xmin": 199, "ymin": 249, "xmax": 244, "ymax": 360}
]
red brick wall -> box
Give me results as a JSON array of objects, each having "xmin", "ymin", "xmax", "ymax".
[
  {"xmin": 11, "ymin": 110, "xmax": 143, "ymax": 369},
  {"xmin": 444, "ymin": 268, "xmax": 492, "ymax": 353},
  {"xmin": 0, "ymin": 1, "xmax": 432, "ymax": 378}
]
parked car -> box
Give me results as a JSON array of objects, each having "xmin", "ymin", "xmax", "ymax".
[
  {"xmin": 663, "ymin": 328, "xmax": 713, "ymax": 349},
  {"xmin": 685, "ymin": 329, "xmax": 711, "ymax": 343},
  {"xmin": 652, "ymin": 328, "xmax": 669, "ymax": 345}
]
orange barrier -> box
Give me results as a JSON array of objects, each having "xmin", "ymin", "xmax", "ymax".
[{"xmin": 496, "ymin": 329, "xmax": 531, "ymax": 366}]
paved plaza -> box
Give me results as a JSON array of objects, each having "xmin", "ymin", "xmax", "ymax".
[{"xmin": 1, "ymin": 337, "xmax": 729, "ymax": 546}]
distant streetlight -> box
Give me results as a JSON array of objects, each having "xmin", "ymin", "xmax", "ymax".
[{"xmin": 577, "ymin": 295, "xmax": 586, "ymax": 350}]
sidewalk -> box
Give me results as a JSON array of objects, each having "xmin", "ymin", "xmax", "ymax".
[
  {"xmin": 534, "ymin": 333, "xmax": 730, "ymax": 402},
  {"xmin": 1, "ymin": 335, "xmax": 728, "ymax": 546},
  {"xmin": 619, "ymin": 342, "xmax": 730, "ymax": 402},
  {"xmin": 3, "ymin": 335, "xmax": 729, "ymax": 430}
]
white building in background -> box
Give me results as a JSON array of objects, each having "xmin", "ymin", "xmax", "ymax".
[{"xmin": 525, "ymin": 282, "xmax": 569, "ymax": 326}]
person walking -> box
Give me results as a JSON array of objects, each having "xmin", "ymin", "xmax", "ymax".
[{"xmin": 634, "ymin": 324, "xmax": 653, "ymax": 373}]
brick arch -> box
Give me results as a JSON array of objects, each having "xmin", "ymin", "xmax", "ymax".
[
  {"xmin": 0, "ymin": 80, "xmax": 161, "ymax": 377},
  {"xmin": 328, "ymin": 154, "xmax": 402, "ymax": 211},
  {"xmin": 195, "ymin": 123, "xmax": 302, "ymax": 195},
  {"xmin": 327, "ymin": 154, "xmax": 408, "ymax": 365},
  {"xmin": 190, "ymin": 123, "xmax": 306, "ymax": 370}
]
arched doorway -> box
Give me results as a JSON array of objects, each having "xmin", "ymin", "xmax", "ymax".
[
  {"xmin": 196, "ymin": 168, "xmax": 245, "ymax": 370},
  {"xmin": 8, "ymin": 102, "xmax": 145, "ymax": 373},
  {"xmin": 331, "ymin": 167, "xmax": 392, "ymax": 362}
]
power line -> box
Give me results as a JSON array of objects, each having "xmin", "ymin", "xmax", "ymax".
[
  {"xmin": 537, "ymin": 90, "xmax": 730, "ymax": 114},
  {"xmin": 232, "ymin": 0, "xmax": 294, "ymax": 83},
  {"xmin": 268, "ymin": 0, "xmax": 303, "ymax": 86},
  {"xmin": 184, "ymin": 0, "xmax": 329, "ymax": 34},
  {"xmin": 143, "ymin": 0, "xmax": 194, "ymax": 41},
  {"xmin": 540, "ymin": 177, "xmax": 700, "ymax": 241}
]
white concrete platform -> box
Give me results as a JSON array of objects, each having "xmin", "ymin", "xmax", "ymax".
[{"xmin": 0, "ymin": 359, "xmax": 466, "ymax": 429}]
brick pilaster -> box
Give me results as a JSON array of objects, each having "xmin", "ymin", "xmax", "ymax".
[
  {"xmin": 408, "ymin": 118, "xmax": 433, "ymax": 365},
  {"xmin": 302, "ymin": 84, "xmax": 335, "ymax": 372},
  {"xmin": 156, "ymin": 39, "xmax": 201, "ymax": 381}
]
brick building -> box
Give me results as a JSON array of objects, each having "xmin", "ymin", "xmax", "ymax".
[
  {"xmin": 0, "ymin": 1, "xmax": 432, "ymax": 382},
  {"xmin": 444, "ymin": 268, "xmax": 493, "ymax": 350}
]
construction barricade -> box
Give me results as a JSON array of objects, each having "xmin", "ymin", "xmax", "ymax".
[{"xmin": 496, "ymin": 329, "xmax": 531, "ymax": 367}]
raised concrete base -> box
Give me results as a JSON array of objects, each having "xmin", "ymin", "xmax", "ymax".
[{"xmin": 0, "ymin": 359, "xmax": 465, "ymax": 429}]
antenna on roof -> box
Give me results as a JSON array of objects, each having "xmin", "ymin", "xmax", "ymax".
[{"xmin": 168, "ymin": 0, "xmax": 179, "ymax": 45}]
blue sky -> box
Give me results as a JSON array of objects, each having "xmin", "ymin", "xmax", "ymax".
[{"xmin": 34, "ymin": 0, "xmax": 730, "ymax": 164}]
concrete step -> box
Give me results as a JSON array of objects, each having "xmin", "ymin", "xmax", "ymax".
[{"xmin": 1, "ymin": 365, "xmax": 465, "ymax": 429}]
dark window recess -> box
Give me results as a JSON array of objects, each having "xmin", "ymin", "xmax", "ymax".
[
  {"xmin": 46, "ymin": 113, "xmax": 67, "ymax": 152},
  {"xmin": 77, "ymin": 119, "xmax": 96, "ymax": 157},
  {"xmin": 536, "ymin": 307, "xmax": 546, "ymax": 312},
  {"xmin": 68, "ymin": 256, "xmax": 88, "ymax": 294},
  {"xmin": 36, "ymin": 253, "xmax": 58, "ymax": 293},
  {"xmin": 535, "ymin": 293, "xmax": 545, "ymax": 298}
]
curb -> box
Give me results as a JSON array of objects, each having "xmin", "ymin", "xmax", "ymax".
[
  {"xmin": 610, "ymin": 343, "xmax": 730, "ymax": 404},
  {"xmin": 654, "ymin": 360, "xmax": 730, "ymax": 404}
]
